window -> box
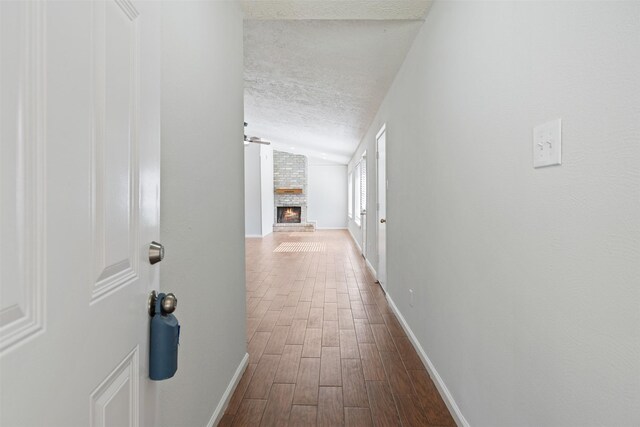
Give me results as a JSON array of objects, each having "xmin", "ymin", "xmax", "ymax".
[
  {"xmin": 348, "ymin": 172, "xmax": 353, "ymax": 218},
  {"xmin": 354, "ymin": 162, "xmax": 361, "ymax": 226}
]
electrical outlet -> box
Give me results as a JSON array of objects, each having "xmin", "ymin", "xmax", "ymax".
[
  {"xmin": 533, "ymin": 119, "xmax": 562, "ymax": 168},
  {"xmin": 409, "ymin": 289, "xmax": 414, "ymax": 307}
]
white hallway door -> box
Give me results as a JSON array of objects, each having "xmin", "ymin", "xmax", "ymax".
[
  {"xmin": 376, "ymin": 126, "xmax": 387, "ymax": 291},
  {"xmin": 1, "ymin": 1, "xmax": 161, "ymax": 426},
  {"xmin": 360, "ymin": 153, "xmax": 367, "ymax": 259}
]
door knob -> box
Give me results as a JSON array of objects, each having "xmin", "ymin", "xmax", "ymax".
[
  {"xmin": 149, "ymin": 241, "xmax": 164, "ymax": 265},
  {"xmin": 361, "ymin": 210, "xmax": 367, "ymax": 215},
  {"xmin": 148, "ymin": 290, "xmax": 178, "ymax": 316},
  {"xmin": 380, "ymin": 218, "xmax": 386, "ymax": 223},
  {"xmin": 162, "ymin": 293, "xmax": 178, "ymax": 314}
]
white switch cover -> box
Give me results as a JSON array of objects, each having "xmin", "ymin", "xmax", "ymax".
[{"xmin": 533, "ymin": 119, "xmax": 562, "ymax": 168}]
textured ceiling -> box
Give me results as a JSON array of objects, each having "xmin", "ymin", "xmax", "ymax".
[
  {"xmin": 244, "ymin": 18, "xmax": 425, "ymax": 163},
  {"xmin": 240, "ymin": 0, "xmax": 432, "ymax": 20}
]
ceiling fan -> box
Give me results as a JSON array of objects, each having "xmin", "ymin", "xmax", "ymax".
[{"xmin": 244, "ymin": 122, "xmax": 271, "ymax": 145}]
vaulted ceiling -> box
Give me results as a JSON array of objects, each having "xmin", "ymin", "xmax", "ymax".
[{"xmin": 242, "ymin": 1, "xmax": 431, "ymax": 163}]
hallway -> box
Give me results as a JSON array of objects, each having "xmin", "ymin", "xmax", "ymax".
[{"xmin": 221, "ymin": 231, "xmax": 455, "ymax": 426}]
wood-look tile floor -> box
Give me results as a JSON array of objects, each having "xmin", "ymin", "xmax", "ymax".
[{"xmin": 220, "ymin": 230, "xmax": 456, "ymax": 427}]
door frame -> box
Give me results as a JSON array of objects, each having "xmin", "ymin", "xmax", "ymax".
[{"xmin": 376, "ymin": 124, "xmax": 387, "ymax": 291}]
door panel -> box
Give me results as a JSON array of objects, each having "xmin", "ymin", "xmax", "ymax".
[
  {"xmin": 0, "ymin": 1, "xmax": 161, "ymax": 426},
  {"xmin": 90, "ymin": 348, "xmax": 139, "ymax": 427},
  {"xmin": 0, "ymin": 0, "xmax": 46, "ymax": 354},
  {"xmin": 91, "ymin": 0, "xmax": 140, "ymax": 302}
]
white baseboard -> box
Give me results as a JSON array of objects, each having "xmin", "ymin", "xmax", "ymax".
[
  {"xmin": 365, "ymin": 257, "xmax": 377, "ymax": 279},
  {"xmin": 245, "ymin": 234, "xmax": 263, "ymax": 238},
  {"xmin": 347, "ymin": 228, "xmax": 362, "ymax": 252},
  {"xmin": 261, "ymin": 231, "xmax": 272, "ymax": 237},
  {"xmin": 316, "ymin": 227, "xmax": 348, "ymax": 230},
  {"xmin": 347, "ymin": 227, "xmax": 377, "ymax": 279},
  {"xmin": 207, "ymin": 352, "xmax": 249, "ymax": 427},
  {"xmin": 385, "ymin": 295, "xmax": 469, "ymax": 427}
]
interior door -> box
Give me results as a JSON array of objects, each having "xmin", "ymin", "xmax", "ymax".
[
  {"xmin": 1, "ymin": 1, "xmax": 161, "ymax": 426},
  {"xmin": 376, "ymin": 126, "xmax": 387, "ymax": 291}
]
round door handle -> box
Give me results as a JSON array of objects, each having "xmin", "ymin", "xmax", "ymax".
[
  {"xmin": 148, "ymin": 290, "xmax": 178, "ymax": 316},
  {"xmin": 380, "ymin": 218, "xmax": 386, "ymax": 223},
  {"xmin": 162, "ymin": 293, "xmax": 178, "ymax": 314},
  {"xmin": 149, "ymin": 241, "xmax": 164, "ymax": 265}
]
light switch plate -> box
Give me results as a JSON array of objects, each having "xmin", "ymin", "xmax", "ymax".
[{"xmin": 533, "ymin": 119, "xmax": 562, "ymax": 168}]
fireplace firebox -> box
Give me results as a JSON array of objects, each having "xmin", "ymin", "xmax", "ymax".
[{"xmin": 277, "ymin": 206, "xmax": 301, "ymax": 224}]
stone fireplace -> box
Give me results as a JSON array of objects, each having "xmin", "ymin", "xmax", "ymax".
[{"xmin": 273, "ymin": 150, "xmax": 315, "ymax": 232}]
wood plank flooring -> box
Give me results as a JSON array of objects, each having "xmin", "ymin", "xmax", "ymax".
[{"xmin": 224, "ymin": 230, "xmax": 456, "ymax": 426}]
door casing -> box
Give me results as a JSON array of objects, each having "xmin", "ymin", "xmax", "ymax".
[{"xmin": 376, "ymin": 125, "xmax": 387, "ymax": 291}]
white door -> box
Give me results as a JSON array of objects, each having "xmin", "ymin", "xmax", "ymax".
[
  {"xmin": 1, "ymin": 1, "xmax": 161, "ymax": 426},
  {"xmin": 376, "ymin": 126, "xmax": 387, "ymax": 291}
]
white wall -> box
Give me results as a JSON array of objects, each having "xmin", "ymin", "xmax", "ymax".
[
  {"xmin": 160, "ymin": 2, "xmax": 246, "ymax": 426},
  {"xmin": 308, "ymin": 158, "xmax": 348, "ymax": 228},
  {"xmin": 245, "ymin": 143, "xmax": 273, "ymax": 237},
  {"xmin": 260, "ymin": 145, "xmax": 274, "ymax": 234},
  {"xmin": 350, "ymin": 2, "xmax": 640, "ymax": 425},
  {"xmin": 244, "ymin": 144, "xmax": 262, "ymax": 236}
]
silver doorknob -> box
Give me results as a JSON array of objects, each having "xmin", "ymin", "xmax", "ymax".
[
  {"xmin": 380, "ymin": 218, "xmax": 386, "ymax": 223},
  {"xmin": 149, "ymin": 241, "xmax": 164, "ymax": 265},
  {"xmin": 361, "ymin": 210, "xmax": 367, "ymax": 215},
  {"xmin": 148, "ymin": 290, "xmax": 178, "ymax": 316},
  {"xmin": 162, "ymin": 293, "xmax": 178, "ymax": 314}
]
